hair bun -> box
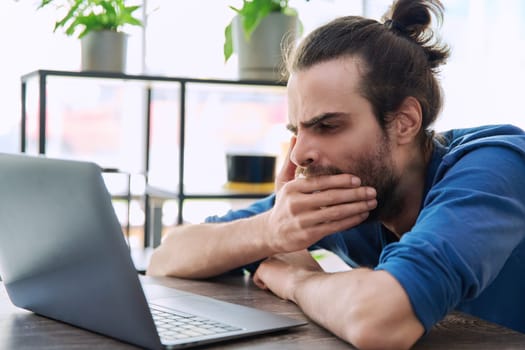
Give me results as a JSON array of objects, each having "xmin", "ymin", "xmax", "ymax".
[
  {"xmin": 383, "ymin": 0, "xmax": 449, "ymax": 69},
  {"xmin": 383, "ymin": 19, "xmax": 406, "ymax": 33}
]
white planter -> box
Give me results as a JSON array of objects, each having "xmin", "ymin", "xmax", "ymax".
[
  {"xmin": 233, "ymin": 12, "xmax": 298, "ymax": 82},
  {"xmin": 81, "ymin": 30, "xmax": 127, "ymax": 73}
]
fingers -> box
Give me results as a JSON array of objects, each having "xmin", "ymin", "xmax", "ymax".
[
  {"xmin": 252, "ymin": 271, "xmax": 267, "ymax": 290},
  {"xmin": 280, "ymin": 199, "xmax": 376, "ymax": 241},
  {"xmin": 252, "ymin": 255, "xmax": 318, "ymax": 302},
  {"xmin": 267, "ymin": 171, "xmax": 378, "ymax": 253},
  {"xmin": 267, "ymin": 184, "xmax": 376, "ymax": 252},
  {"xmin": 281, "ymin": 176, "xmax": 376, "ymax": 218},
  {"xmin": 304, "ymin": 186, "xmax": 376, "ymax": 210},
  {"xmin": 288, "ymin": 173, "xmax": 363, "ymax": 194}
]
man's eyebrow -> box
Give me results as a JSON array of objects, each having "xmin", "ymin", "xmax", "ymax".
[
  {"xmin": 286, "ymin": 113, "xmax": 342, "ymax": 134},
  {"xmin": 286, "ymin": 123, "xmax": 298, "ymax": 134}
]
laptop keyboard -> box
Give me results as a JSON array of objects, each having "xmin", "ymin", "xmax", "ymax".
[{"xmin": 149, "ymin": 304, "xmax": 243, "ymax": 342}]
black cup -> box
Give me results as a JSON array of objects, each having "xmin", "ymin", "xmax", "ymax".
[{"xmin": 226, "ymin": 154, "xmax": 276, "ymax": 183}]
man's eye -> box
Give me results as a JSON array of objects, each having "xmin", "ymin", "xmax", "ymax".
[{"xmin": 316, "ymin": 123, "xmax": 337, "ymax": 131}]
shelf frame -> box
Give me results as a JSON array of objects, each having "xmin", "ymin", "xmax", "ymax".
[{"xmin": 20, "ymin": 69, "xmax": 286, "ymax": 248}]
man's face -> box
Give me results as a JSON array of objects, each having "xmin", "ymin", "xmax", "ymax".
[{"xmin": 287, "ymin": 57, "xmax": 401, "ymax": 220}]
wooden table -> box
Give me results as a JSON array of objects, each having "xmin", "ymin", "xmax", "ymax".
[{"xmin": 0, "ymin": 275, "xmax": 524, "ymax": 349}]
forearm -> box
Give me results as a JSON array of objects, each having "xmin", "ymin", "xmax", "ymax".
[
  {"xmin": 147, "ymin": 213, "xmax": 274, "ymax": 278},
  {"xmin": 292, "ymin": 269, "xmax": 424, "ymax": 350}
]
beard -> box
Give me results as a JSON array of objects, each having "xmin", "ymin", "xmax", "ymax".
[{"xmin": 297, "ymin": 135, "xmax": 403, "ymax": 222}]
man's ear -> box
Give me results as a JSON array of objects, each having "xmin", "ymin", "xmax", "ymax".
[{"xmin": 392, "ymin": 96, "xmax": 423, "ymax": 145}]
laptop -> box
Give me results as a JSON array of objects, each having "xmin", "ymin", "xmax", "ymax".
[{"xmin": 0, "ymin": 153, "xmax": 306, "ymax": 349}]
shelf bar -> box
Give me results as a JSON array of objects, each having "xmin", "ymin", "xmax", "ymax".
[
  {"xmin": 20, "ymin": 69, "xmax": 286, "ymax": 88},
  {"xmin": 144, "ymin": 86, "xmax": 153, "ymax": 248},
  {"xmin": 38, "ymin": 72, "xmax": 47, "ymax": 155},
  {"xmin": 177, "ymin": 82, "xmax": 186, "ymax": 225},
  {"xmin": 20, "ymin": 81, "xmax": 27, "ymax": 152}
]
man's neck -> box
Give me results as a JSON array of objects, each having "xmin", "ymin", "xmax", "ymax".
[
  {"xmin": 381, "ymin": 182, "xmax": 424, "ymax": 238},
  {"xmin": 381, "ymin": 141, "xmax": 432, "ymax": 238}
]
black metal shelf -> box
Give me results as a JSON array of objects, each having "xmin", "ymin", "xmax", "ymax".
[{"xmin": 20, "ymin": 69, "xmax": 285, "ymax": 248}]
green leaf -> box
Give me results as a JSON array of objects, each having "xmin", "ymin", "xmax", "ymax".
[
  {"xmin": 121, "ymin": 5, "xmax": 143, "ymax": 26},
  {"xmin": 37, "ymin": 0, "xmax": 143, "ymax": 38},
  {"xmin": 38, "ymin": 0, "xmax": 54, "ymax": 9},
  {"xmin": 224, "ymin": 21, "xmax": 234, "ymax": 62},
  {"xmin": 239, "ymin": 0, "xmax": 273, "ymax": 41}
]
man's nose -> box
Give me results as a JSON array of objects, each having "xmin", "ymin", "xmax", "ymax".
[{"xmin": 290, "ymin": 134, "xmax": 318, "ymax": 168}]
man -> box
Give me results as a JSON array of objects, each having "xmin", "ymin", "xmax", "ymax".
[{"xmin": 148, "ymin": 0, "xmax": 525, "ymax": 348}]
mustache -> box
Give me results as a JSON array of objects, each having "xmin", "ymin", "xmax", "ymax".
[{"xmin": 295, "ymin": 165, "xmax": 344, "ymax": 178}]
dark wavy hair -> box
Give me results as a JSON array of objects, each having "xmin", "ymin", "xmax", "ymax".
[{"xmin": 286, "ymin": 0, "xmax": 450, "ymax": 143}]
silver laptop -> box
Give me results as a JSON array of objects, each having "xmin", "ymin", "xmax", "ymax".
[{"xmin": 0, "ymin": 153, "xmax": 305, "ymax": 349}]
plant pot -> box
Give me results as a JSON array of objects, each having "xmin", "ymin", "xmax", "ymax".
[
  {"xmin": 226, "ymin": 154, "xmax": 276, "ymax": 184},
  {"xmin": 81, "ymin": 30, "xmax": 128, "ymax": 72},
  {"xmin": 233, "ymin": 12, "xmax": 298, "ymax": 82}
]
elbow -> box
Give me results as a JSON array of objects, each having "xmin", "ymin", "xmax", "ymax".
[
  {"xmin": 338, "ymin": 271, "xmax": 424, "ymax": 350},
  {"xmin": 339, "ymin": 304, "xmax": 422, "ymax": 350},
  {"xmin": 145, "ymin": 234, "xmax": 197, "ymax": 278},
  {"xmin": 343, "ymin": 323, "xmax": 414, "ymax": 350},
  {"xmin": 146, "ymin": 249, "xmax": 170, "ymax": 277},
  {"xmin": 146, "ymin": 246, "xmax": 216, "ymax": 279},
  {"xmin": 146, "ymin": 246, "xmax": 187, "ymax": 278}
]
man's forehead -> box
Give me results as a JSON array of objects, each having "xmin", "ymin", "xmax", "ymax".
[
  {"xmin": 287, "ymin": 57, "xmax": 364, "ymax": 98},
  {"xmin": 286, "ymin": 57, "xmax": 364, "ymax": 125}
]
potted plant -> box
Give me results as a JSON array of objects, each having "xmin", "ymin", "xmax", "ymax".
[
  {"xmin": 224, "ymin": 0, "xmax": 307, "ymax": 82},
  {"xmin": 38, "ymin": 0, "xmax": 143, "ymax": 72}
]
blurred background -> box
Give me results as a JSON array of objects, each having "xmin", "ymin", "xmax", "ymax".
[{"xmin": 1, "ymin": 0, "xmax": 524, "ymax": 250}]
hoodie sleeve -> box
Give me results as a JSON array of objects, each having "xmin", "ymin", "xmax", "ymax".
[{"xmin": 376, "ymin": 145, "xmax": 525, "ymax": 332}]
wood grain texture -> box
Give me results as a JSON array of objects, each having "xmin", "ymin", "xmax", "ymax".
[{"xmin": 0, "ymin": 276, "xmax": 523, "ymax": 349}]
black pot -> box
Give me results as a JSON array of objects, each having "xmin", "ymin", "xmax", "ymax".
[{"xmin": 226, "ymin": 154, "xmax": 276, "ymax": 183}]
